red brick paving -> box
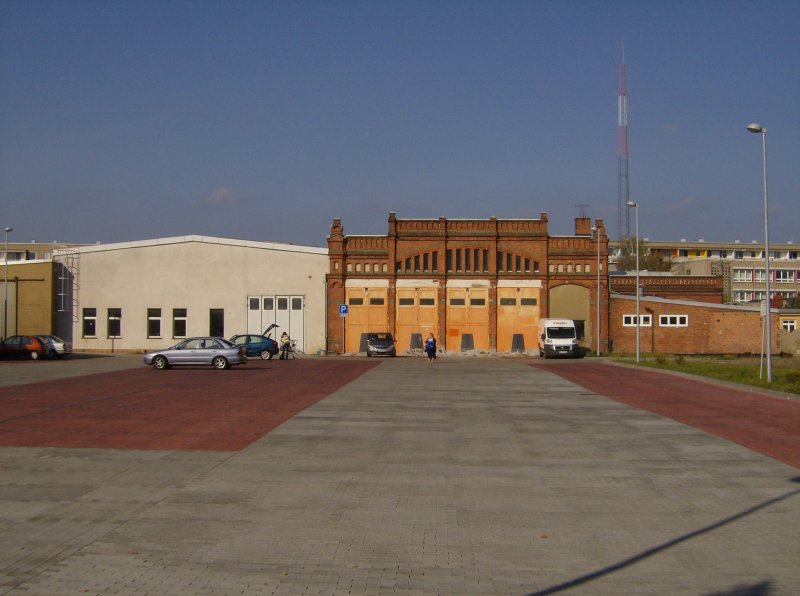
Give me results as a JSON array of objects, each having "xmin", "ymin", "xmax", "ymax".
[
  {"xmin": 531, "ymin": 361, "xmax": 800, "ymax": 469},
  {"xmin": 0, "ymin": 360, "xmax": 378, "ymax": 451}
]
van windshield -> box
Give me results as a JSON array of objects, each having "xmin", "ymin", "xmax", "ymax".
[{"xmin": 547, "ymin": 327, "xmax": 576, "ymax": 339}]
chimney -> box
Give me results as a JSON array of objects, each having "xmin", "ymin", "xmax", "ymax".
[{"xmin": 575, "ymin": 217, "xmax": 591, "ymax": 236}]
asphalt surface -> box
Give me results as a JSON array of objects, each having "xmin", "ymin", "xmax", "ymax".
[{"xmin": 0, "ymin": 354, "xmax": 798, "ymax": 595}]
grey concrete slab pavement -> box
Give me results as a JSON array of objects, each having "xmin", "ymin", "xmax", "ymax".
[{"xmin": 1, "ymin": 357, "xmax": 798, "ymax": 595}]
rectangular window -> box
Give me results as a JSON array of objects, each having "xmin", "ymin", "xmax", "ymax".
[
  {"xmin": 419, "ymin": 298, "xmax": 435, "ymax": 306},
  {"xmin": 82, "ymin": 308, "xmax": 97, "ymax": 337},
  {"xmin": 782, "ymin": 320, "xmax": 796, "ymax": 332},
  {"xmin": 470, "ymin": 298, "xmax": 486, "ymax": 306},
  {"xmin": 733, "ymin": 269, "xmax": 753, "ymax": 283},
  {"xmin": 348, "ymin": 297, "xmax": 364, "ymax": 305},
  {"xmin": 464, "ymin": 248, "xmax": 471, "ymax": 272},
  {"xmin": 264, "ymin": 298, "xmax": 274, "ymax": 310},
  {"xmin": 277, "ymin": 297, "xmax": 288, "ymax": 310},
  {"xmin": 449, "ymin": 298, "xmax": 465, "ymax": 306},
  {"xmin": 659, "ymin": 315, "xmax": 688, "ymax": 327},
  {"xmin": 524, "ymin": 258, "xmax": 531, "ymax": 272},
  {"xmin": 507, "ymin": 253, "xmax": 513, "ymax": 272},
  {"xmin": 432, "ymin": 252, "xmax": 438, "ymax": 272},
  {"xmin": 405, "ymin": 257, "xmax": 411, "ymax": 271},
  {"xmin": 173, "ymin": 308, "xmax": 187, "ymax": 338},
  {"xmin": 414, "ymin": 255, "xmax": 420, "ymax": 272},
  {"xmin": 623, "ymin": 314, "xmax": 652, "ymax": 327},
  {"xmin": 775, "ymin": 270, "xmax": 794, "ymax": 283},
  {"xmin": 107, "ymin": 308, "xmax": 122, "ymax": 338},
  {"xmin": 423, "ymin": 253, "xmax": 429, "ymax": 272},
  {"xmin": 497, "ymin": 252, "xmax": 504, "ymax": 272},
  {"xmin": 455, "ymin": 249, "xmax": 462, "ymax": 272},
  {"xmin": 249, "ymin": 298, "xmax": 259, "ymax": 310},
  {"xmin": 147, "ymin": 308, "xmax": 162, "ymax": 338},
  {"xmin": 754, "ymin": 270, "xmax": 767, "ymax": 283},
  {"xmin": 209, "ymin": 308, "xmax": 224, "ymax": 337},
  {"xmin": 292, "ymin": 297, "xmax": 303, "ymax": 310},
  {"xmin": 482, "ymin": 249, "xmax": 488, "ymax": 272},
  {"xmin": 515, "ymin": 256, "xmax": 522, "ymax": 272},
  {"xmin": 369, "ymin": 297, "xmax": 384, "ymax": 305},
  {"xmin": 474, "ymin": 249, "xmax": 480, "ymax": 272},
  {"xmin": 500, "ymin": 298, "xmax": 516, "ymax": 306},
  {"xmin": 520, "ymin": 298, "xmax": 538, "ymax": 306},
  {"xmin": 789, "ymin": 251, "xmax": 798, "ymax": 260},
  {"xmin": 446, "ymin": 250, "xmax": 452, "ymax": 272},
  {"xmin": 398, "ymin": 298, "xmax": 414, "ymax": 306}
]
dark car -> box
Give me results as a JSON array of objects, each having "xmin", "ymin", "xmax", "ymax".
[
  {"xmin": 366, "ymin": 332, "xmax": 396, "ymax": 357},
  {"xmin": 229, "ymin": 334, "xmax": 279, "ymax": 360},
  {"xmin": 1, "ymin": 335, "xmax": 48, "ymax": 360}
]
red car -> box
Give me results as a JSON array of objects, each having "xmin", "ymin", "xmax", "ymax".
[{"xmin": 1, "ymin": 335, "xmax": 48, "ymax": 360}]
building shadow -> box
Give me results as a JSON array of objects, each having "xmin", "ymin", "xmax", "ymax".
[{"xmin": 527, "ymin": 477, "xmax": 800, "ymax": 596}]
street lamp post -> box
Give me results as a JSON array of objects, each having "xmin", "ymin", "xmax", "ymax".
[
  {"xmin": 3, "ymin": 226, "xmax": 12, "ymax": 340},
  {"xmin": 592, "ymin": 225, "xmax": 601, "ymax": 356},
  {"xmin": 747, "ymin": 123, "xmax": 772, "ymax": 383},
  {"xmin": 626, "ymin": 202, "xmax": 640, "ymax": 362}
]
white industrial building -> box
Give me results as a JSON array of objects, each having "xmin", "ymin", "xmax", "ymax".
[{"xmin": 53, "ymin": 236, "xmax": 328, "ymax": 354}]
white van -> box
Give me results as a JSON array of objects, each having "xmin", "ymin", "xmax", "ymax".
[{"xmin": 538, "ymin": 318, "xmax": 580, "ymax": 358}]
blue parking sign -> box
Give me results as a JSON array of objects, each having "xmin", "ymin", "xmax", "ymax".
[{"xmin": 339, "ymin": 304, "xmax": 348, "ymax": 315}]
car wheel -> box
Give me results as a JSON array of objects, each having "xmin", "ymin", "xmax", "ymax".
[
  {"xmin": 259, "ymin": 349, "xmax": 271, "ymax": 360},
  {"xmin": 30, "ymin": 351, "xmax": 40, "ymax": 360},
  {"xmin": 152, "ymin": 355, "xmax": 169, "ymax": 370},
  {"xmin": 213, "ymin": 356, "xmax": 229, "ymax": 370},
  {"xmin": 267, "ymin": 351, "xmax": 275, "ymax": 360}
]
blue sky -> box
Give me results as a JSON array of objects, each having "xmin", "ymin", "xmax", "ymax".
[{"xmin": 1, "ymin": 0, "xmax": 798, "ymax": 247}]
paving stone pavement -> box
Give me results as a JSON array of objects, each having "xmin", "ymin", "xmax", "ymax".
[{"xmin": 1, "ymin": 357, "xmax": 798, "ymax": 595}]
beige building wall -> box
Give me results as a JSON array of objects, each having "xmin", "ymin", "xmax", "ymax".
[{"xmin": 56, "ymin": 236, "xmax": 328, "ymax": 353}]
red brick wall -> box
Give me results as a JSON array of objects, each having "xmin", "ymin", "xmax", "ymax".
[
  {"xmin": 610, "ymin": 296, "xmax": 780, "ymax": 355},
  {"xmin": 611, "ymin": 276, "xmax": 723, "ymax": 303}
]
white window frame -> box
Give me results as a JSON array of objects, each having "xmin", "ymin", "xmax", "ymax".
[
  {"xmin": 754, "ymin": 269, "xmax": 767, "ymax": 283},
  {"xmin": 107, "ymin": 308, "xmax": 122, "ymax": 338},
  {"xmin": 659, "ymin": 314, "xmax": 688, "ymax": 328},
  {"xmin": 82, "ymin": 308, "xmax": 97, "ymax": 338},
  {"xmin": 775, "ymin": 270, "xmax": 794, "ymax": 283},
  {"xmin": 782, "ymin": 319, "xmax": 796, "ymax": 332},
  {"xmin": 172, "ymin": 308, "xmax": 188, "ymax": 338},
  {"xmin": 623, "ymin": 314, "xmax": 652, "ymax": 327},
  {"xmin": 733, "ymin": 269, "xmax": 753, "ymax": 283},
  {"xmin": 734, "ymin": 290, "xmax": 753, "ymax": 303},
  {"xmin": 147, "ymin": 308, "xmax": 162, "ymax": 339}
]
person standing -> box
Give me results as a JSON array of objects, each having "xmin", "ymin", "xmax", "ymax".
[
  {"xmin": 424, "ymin": 333, "xmax": 437, "ymax": 364},
  {"xmin": 279, "ymin": 331, "xmax": 290, "ymax": 359}
]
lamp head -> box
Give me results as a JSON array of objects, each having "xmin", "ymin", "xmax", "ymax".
[
  {"xmin": 746, "ymin": 123, "xmax": 765, "ymax": 134},
  {"xmin": 626, "ymin": 201, "xmax": 637, "ymax": 208},
  {"xmin": 3, "ymin": 227, "xmax": 12, "ymax": 233}
]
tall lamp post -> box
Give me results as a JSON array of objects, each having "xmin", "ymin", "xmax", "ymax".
[
  {"xmin": 3, "ymin": 226, "xmax": 12, "ymax": 340},
  {"xmin": 626, "ymin": 202, "xmax": 640, "ymax": 362},
  {"xmin": 591, "ymin": 225, "xmax": 601, "ymax": 356},
  {"xmin": 747, "ymin": 123, "xmax": 772, "ymax": 383}
]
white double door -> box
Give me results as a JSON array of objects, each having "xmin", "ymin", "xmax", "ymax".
[{"xmin": 246, "ymin": 295, "xmax": 305, "ymax": 352}]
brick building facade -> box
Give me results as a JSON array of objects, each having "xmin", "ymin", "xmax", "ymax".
[
  {"xmin": 326, "ymin": 213, "xmax": 608, "ymax": 354},
  {"xmin": 610, "ymin": 274, "xmax": 724, "ymax": 303},
  {"xmin": 609, "ymin": 294, "xmax": 780, "ymax": 355}
]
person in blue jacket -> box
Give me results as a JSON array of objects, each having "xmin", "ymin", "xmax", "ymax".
[{"xmin": 424, "ymin": 333, "xmax": 437, "ymax": 364}]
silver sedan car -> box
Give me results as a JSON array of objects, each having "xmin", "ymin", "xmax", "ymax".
[{"xmin": 144, "ymin": 337, "xmax": 247, "ymax": 370}]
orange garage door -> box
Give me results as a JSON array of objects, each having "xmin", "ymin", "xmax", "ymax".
[
  {"xmin": 446, "ymin": 287, "xmax": 488, "ymax": 351},
  {"xmin": 496, "ymin": 287, "xmax": 541, "ymax": 352},
  {"xmin": 345, "ymin": 288, "xmax": 388, "ymax": 352}
]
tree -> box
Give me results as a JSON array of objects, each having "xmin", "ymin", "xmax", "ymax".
[{"xmin": 615, "ymin": 236, "xmax": 672, "ymax": 272}]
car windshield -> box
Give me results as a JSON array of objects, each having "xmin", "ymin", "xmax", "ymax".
[
  {"xmin": 369, "ymin": 333, "xmax": 393, "ymax": 341},
  {"xmin": 547, "ymin": 327, "xmax": 575, "ymax": 339}
]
